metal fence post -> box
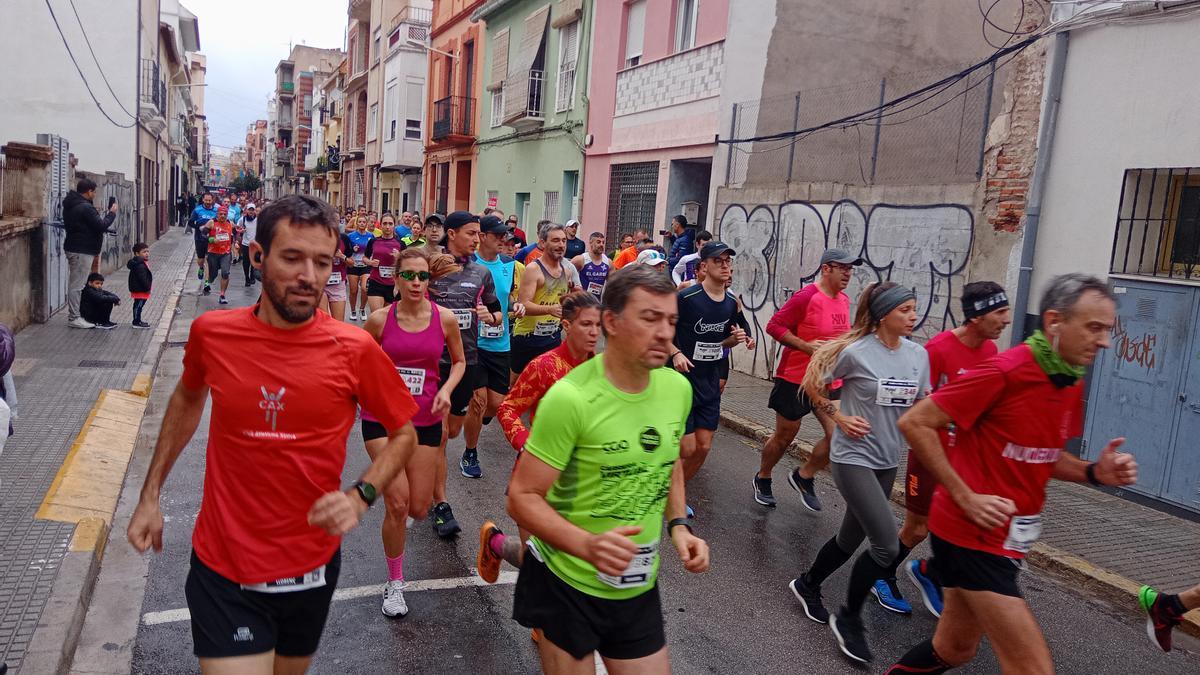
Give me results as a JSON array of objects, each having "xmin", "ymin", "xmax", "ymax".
[
  {"xmin": 976, "ymin": 61, "xmax": 997, "ymax": 180},
  {"xmin": 787, "ymin": 92, "xmax": 801, "ymax": 183},
  {"xmin": 724, "ymin": 102, "xmax": 738, "ymax": 187},
  {"xmin": 869, "ymin": 78, "xmax": 886, "ymax": 184}
]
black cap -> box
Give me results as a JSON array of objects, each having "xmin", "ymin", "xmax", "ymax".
[
  {"xmin": 820, "ymin": 248, "xmax": 862, "ymax": 266},
  {"xmin": 444, "ymin": 210, "xmax": 478, "ymax": 230},
  {"xmin": 479, "ymin": 215, "xmax": 507, "ymax": 234},
  {"xmin": 425, "ymin": 213, "xmax": 445, "ymax": 226},
  {"xmin": 700, "ymin": 241, "xmax": 737, "ymax": 259}
]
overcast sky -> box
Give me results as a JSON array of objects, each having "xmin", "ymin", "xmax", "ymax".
[{"xmin": 190, "ymin": 0, "xmax": 346, "ymax": 154}]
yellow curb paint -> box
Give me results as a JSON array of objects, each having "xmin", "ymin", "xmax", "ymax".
[
  {"xmin": 70, "ymin": 517, "xmax": 109, "ymax": 553},
  {"xmin": 131, "ymin": 372, "xmax": 153, "ymax": 397}
]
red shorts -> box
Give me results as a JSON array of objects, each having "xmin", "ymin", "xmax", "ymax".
[{"xmin": 904, "ymin": 450, "xmax": 937, "ymax": 517}]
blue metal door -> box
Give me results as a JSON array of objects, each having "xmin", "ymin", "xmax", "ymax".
[{"xmin": 1163, "ymin": 291, "xmax": 1200, "ymax": 511}]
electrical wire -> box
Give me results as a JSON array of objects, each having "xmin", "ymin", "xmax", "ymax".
[
  {"xmin": 67, "ymin": 0, "xmax": 136, "ymax": 119},
  {"xmin": 43, "ymin": 0, "xmax": 135, "ymax": 128}
]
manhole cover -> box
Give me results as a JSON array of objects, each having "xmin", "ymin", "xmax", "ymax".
[{"xmin": 78, "ymin": 360, "xmax": 129, "ymax": 368}]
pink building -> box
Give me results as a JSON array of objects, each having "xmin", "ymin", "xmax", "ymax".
[{"xmin": 582, "ymin": 0, "xmax": 728, "ymax": 245}]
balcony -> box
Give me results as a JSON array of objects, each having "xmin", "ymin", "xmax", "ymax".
[
  {"xmin": 432, "ymin": 96, "xmax": 475, "ymax": 143},
  {"xmin": 615, "ymin": 41, "xmax": 724, "ymax": 117},
  {"xmin": 278, "ymin": 80, "xmax": 295, "ymax": 98},
  {"xmin": 501, "ymin": 70, "xmax": 544, "ymax": 131},
  {"xmin": 139, "ymin": 59, "xmax": 167, "ymax": 133}
]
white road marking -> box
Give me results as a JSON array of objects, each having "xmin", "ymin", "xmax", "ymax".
[{"xmin": 141, "ymin": 571, "xmax": 518, "ymax": 626}]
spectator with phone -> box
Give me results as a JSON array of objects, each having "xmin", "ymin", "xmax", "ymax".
[{"xmin": 63, "ymin": 179, "xmax": 118, "ymax": 329}]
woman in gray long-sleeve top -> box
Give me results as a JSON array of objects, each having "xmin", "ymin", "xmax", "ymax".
[{"xmin": 787, "ymin": 281, "xmax": 929, "ymax": 664}]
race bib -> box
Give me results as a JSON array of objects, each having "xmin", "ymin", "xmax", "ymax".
[
  {"xmin": 353, "ymin": 254, "xmax": 364, "ymax": 265},
  {"xmin": 587, "ymin": 282, "xmax": 604, "ymax": 298},
  {"xmin": 875, "ymin": 378, "xmax": 919, "ymax": 407},
  {"xmin": 597, "ymin": 541, "xmax": 658, "ymax": 590},
  {"xmin": 379, "ymin": 266, "xmax": 394, "ymax": 279},
  {"xmin": 215, "ymin": 232, "xmax": 230, "ymax": 242},
  {"xmin": 480, "ymin": 322, "xmax": 504, "ymax": 339},
  {"xmin": 241, "ymin": 564, "xmax": 326, "ymax": 594},
  {"xmin": 692, "ymin": 342, "xmax": 723, "ymax": 362},
  {"xmin": 327, "ymin": 272, "xmax": 343, "ymax": 285},
  {"xmin": 397, "ymin": 366, "xmax": 425, "ymax": 396},
  {"xmin": 452, "ymin": 308, "xmax": 474, "ymax": 330},
  {"xmin": 1002, "ymin": 514, "xmax": 1043, "ymax": 554},
  {"xmin": 533, "ymin": 321, "xmax": 560, "ymax": 337}
]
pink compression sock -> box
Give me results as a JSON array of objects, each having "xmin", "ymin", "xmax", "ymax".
[
  {"xmin": 489, "ymin": 532, "xmax": 507, "ymax": 557},
  {"xmin": 387, "ymin": 554, "xmax": 404, "ymax": 582}
]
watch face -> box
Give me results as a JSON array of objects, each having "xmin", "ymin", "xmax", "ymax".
[{"xmin": 359, "ymin": 481, "xmax": 377, "ymax": 503}]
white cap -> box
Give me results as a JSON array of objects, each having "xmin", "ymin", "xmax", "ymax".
[
  {"xmin": 246, "ymin": 203, "xmax": 257, "ymax": 209},
  {"xmin": 566, "ymin": 219, "xmax": 580, "ymax": 228},
  {"xmin": 636, "ymin": 249, "xmax": 667, "ymax": 266}
]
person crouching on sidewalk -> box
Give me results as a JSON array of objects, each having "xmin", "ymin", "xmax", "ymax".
[
  {"xmin": 81, "ymin": 273, "xmax": 120, "ymax": 330},
  {"xmin": 127, "ymin": 242, "xmax": 153, "ymax": 328}
]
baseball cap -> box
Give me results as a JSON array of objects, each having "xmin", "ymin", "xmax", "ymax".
[
  {"xmin": 820, "ymin": 248, "xmax": 863, "ymax": 266},
  {"xmin": 444, "ymin": 211, "xmax": 478, "ymax": 230},
  {"xmin": 245, "ymin": 203, "xmax": 257, "ymax": 210},
  {"xmin": 479, "ymin": 214, "xmax": 507, "ymax": 235},
  {"xmin": 637, "ymin": 249, "xmax": 668, "ymax": 266},
  {"xmin": 565, "ymin": 219, "xmax": 580, "ymax": 228},
  {"xmin": 700, "ymin": 241, "xmax": 737, "ymax": 259},
  {"xmin": 425, "ymin": 213, "xmax": 445, "ymax": 226}
]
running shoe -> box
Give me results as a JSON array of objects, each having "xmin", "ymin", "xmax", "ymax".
[
  {"xmin": 132, "ymin": 320, "xmax": 152, "ymax": 328},
  {"xmin": 871, "ymin": 578, "xmax": 912, "ymax": 615},
  {"xmin": 68, "ymin": 317, "xmax": 95, "ymax": 329},
  {"xmin": 830, "ymin": 608, "xmax": 872, "ymax": 663},
  {"xmin": 381, "ymin": 580, "xmax": 409, "ymax": 618},
  {"xmin": 430, "ymin": 502, "xmax": 461, "ymax": 539},
  {"xmin": 196, "ymin": 267, "xmax": 204, "ymax": 281},
  {"xmin": 202, "ymin": 283, "xmax": 211, "ymax": 295},
  {"xmin": 686, "ymin": 504, "xmax": 695, "ymax": 518},
  {"xmin": 477, "ymin": 521, "xmax": 503, "ymax": 583},
  {"xmin": 460, "ymin": 450, "xmax": 482, "ymax": 478},
  {"xmin": 906, "ymin": 559, "xmax": 943, "ymax": 617},
  {"xmin": 789, "ymin": 576, "xmax": 829, "ymax": 624},
  {"xmin": 219, "ymin": 295, "xmax": 229, "ymax": 305},
  {"xmin": 788, "ymin": 469, "xmax": 823, "ymax": 511},
  {"xmin": 1139, "ymin": 585, "xmax": 1182, "ymax": 652},
  {"xmin": 349, "ymin": 309, "xmax": 358, "ymax": 320},
  {"xmin": 753, "ymin": 475, "xmax": 777, "ymax": 507}
]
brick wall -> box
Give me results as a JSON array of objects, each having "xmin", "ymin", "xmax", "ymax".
[{"xmin": 615, "ymin": 41, "xmax": 723, "ymax": 117}]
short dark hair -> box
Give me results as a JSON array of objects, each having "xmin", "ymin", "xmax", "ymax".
[
  {"xmin": 673, "ymin": 214, "xmax": 690, "ymax": 228},
  {"xmin": 202, "ymin": 191, "xmax": 214, "ymax": 200},
  {"xmin": 588, "ymin": 231, "xmax": 604, "ymax": 240},
  {"xmin": 601, "ymin": 264, "xmax": 677, "ymax": 334},
  {"xmin": 696, "ymin": 229, "xmax": 713, "ymax": 243},
  {"xmin": 133, "ymin": 242, "xmax": 148, "ymax": 254},
  {"xmin": 77, "ymin": 178, "xmax": 97, "ymax": 194},
  {"xmin": 255, "ymin": 194, "xmax": 339, "ymax": 255},
  {"xmin": 1038, "ymin": 273, "xmax": 1114, "ymax": 322},
  {"xmin": 87, "ymin": 272, "xmax": 104, "ymax": 283}
]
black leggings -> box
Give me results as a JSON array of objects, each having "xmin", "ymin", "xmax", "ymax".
[{"xmin": 240, "ymin": 244, "xmax": 253, "ymax": 282}]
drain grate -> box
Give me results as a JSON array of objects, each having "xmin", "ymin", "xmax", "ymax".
[{"xmin": 77, "ymin": 359, "xmax": 129, "ymax": 369}]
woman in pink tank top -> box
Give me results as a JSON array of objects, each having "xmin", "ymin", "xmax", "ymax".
[{"xmin": 361, "ymin": 248, "xmax": 466, "ymax": 617}]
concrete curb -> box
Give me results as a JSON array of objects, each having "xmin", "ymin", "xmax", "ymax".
[{"xmin": 718, "ymin": 409, "xmax": 1200, "ymax": 639}]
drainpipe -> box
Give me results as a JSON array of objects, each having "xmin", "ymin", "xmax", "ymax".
[{"xmin": 1009, "ymin": 30, "xmax": 1069, "ymax": 347}]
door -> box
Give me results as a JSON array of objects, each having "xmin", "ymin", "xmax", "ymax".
[{"xmin": 1164, "ymin": 292, "xmax": 1200, "ymax": 511}]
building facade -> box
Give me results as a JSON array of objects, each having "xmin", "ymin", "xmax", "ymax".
[
  {"xmin": 342, "ymin": 0, "xmax": 374, "ymax": 209},
  {"xmin": 270, "ymin": 45, "xmax": 344, "ymax": 197},
  {"xmin": 376, "ymin": 2, "xmax": 432, "ymax": 214}
]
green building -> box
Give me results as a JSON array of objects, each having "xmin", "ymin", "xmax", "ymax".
[{"xmin": 471, "ymin": 0, "xmax": 591, "ymax": 230}]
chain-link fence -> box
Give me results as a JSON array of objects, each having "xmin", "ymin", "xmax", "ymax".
[{"xmin": 722, "ymin": 61, "xmax": 1010, "ymax": 188}]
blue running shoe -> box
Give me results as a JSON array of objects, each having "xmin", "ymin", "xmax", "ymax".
[
  {"xmin": 686, "ymin": 504, "xmax": 695, "ymax": 518},
  {"xmin": 871, "ymin": 578, "xmax": 912, "ymax": 615},
  {"xmin": 906, "ymin": 559, "xmax": 943, "ymax": 617},
  {"xmin": 460, "ymin": 450, "xmax": 482, "ymax": 478},
  {"xmin": 788, "ymin": 469, "xmax": 823, "ymax": 511}
]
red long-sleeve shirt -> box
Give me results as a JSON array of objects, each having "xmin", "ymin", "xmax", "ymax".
[
  {"xmin": 498, "ymin": 342, "xmax": 591, "ymax": 451},
  {"xmin": 766, "ymin": 284, "xmax": 852, "ymax": 384}
]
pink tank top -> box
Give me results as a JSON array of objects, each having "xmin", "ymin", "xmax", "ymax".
[{"xmin": 362, "ymin": 301, "xmax": 445, "ymax": 427}]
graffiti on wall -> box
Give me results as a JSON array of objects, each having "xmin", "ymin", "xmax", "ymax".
[{"xmin": 718, "ymin": 199, "xmax": 974, "ymax": 379}]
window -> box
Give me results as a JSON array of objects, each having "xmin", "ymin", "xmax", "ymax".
[
  {"xmin": 555, "ymin": 21, "xmax": 579, "ymax": 113},
  {"xmin": 385, "ymin": 82, "xmax": 398, "ymax": 140},
  {"xmin": 543, "ymin": 190, "xmax": 560, "ymax": 222},
  {"xmin": 374, "ymin": 35, "xmax": 381, "ymax": 65},
  {"xmin": 368, "ymin": 103, "xmax": 378, "ymax": 141},
  {"xmin": 605, "ymin": 162, "xmax": 659, "ymax": 245},
  {"xmin": 405, "ymin": 119, "xmax": 421, "ymax": 140},
  {"xmin": 624, "ymin": 0, "xmax": 646, "ymax": 68},
  {"xmin": 463, "ymin": 41, "xmax": 475, "ymax": 98},
  {"xmin": 435, "ymin": 162, "xmax": 450, "ymax": 214},
  {"xmin": 406, "ymin": 82, "xmax": 423, "ymax": 139},
  {"xmin": 491, "ymin": 89, "xmax": 505, "ymax": 128},
  {"xmin": 675, "ymin": 0, "xmax": 698, "ymax": 52},
  {"xmin": 388, "ymin": 28, "xmax": 400, "ymax": 48},
  {"xmin": 303, "ymin": 94, "xmax": 312, "ymax": 119}
]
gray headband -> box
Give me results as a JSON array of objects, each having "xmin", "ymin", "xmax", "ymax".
[{"xmin": 869, "ymin": 285, "xmax": 917, "ymax": 321}]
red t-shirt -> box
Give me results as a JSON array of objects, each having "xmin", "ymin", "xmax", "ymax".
[
  {"xmin": 928, "ymin": 345, "xmax": 1083, "ymax": 558},
  {"xmin": 924, "ymin": 329, "xmax": 999, "ymax": 447},
  {"xmin": 207, "ymin": 220, "xmax": 234, "ymax": 255},
  {"xmin": 767, "ymin": 284, "xmax": 851, "ymax": 384},
  {"xmin": 497, "ymin": 342, "xmax": 589, "ymax": 451},
  {"xmin": 182, "ymin": 307, "xmax": 418, "ymax": 583}
]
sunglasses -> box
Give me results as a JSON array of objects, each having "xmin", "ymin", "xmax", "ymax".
[{"xmin": 397, "ymin": 270, "xmax": 431, "ymax": 281}]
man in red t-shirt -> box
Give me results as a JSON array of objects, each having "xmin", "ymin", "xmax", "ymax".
[
  {"xmin": 887, "ymin": 274, "xmax": 1137, "ymax": 675},
  {"xmin": 128, "ymin": 195, "xmax": 420, "ymax": 673},
  {"xmin": 200, "ymin": 205, "xmax": 236, "ymax": 304},
  {"xmin": 755, "ymin": 249, "xmax": 858, "ymax": 510}
]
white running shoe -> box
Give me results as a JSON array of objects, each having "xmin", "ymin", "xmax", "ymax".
[
  {"xmin": 348, "ymin": 309, "xmax": 358, "ymax": 320},
  {"xmin": 381, "ymin": 580, "xmax": 409, "ymax": 617},
  {"xmin": 68, "ymin": 317, "xmax": 96, "ymax": 329}
]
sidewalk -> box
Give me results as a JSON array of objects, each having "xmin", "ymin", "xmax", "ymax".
[
  {"xmin": 0, "ymin": 230, "xmax": 193, "ymax": 673},
  {"xmin": 719, "ymin": 369, "xmax": 1200, "ymax": 632}
]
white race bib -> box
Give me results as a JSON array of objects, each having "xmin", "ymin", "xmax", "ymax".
[
  {"xmin": 397, "ymin": 366, "xmax": 425, "ymax": 396},
  {"xmin": 379, "ymin": 266, "xmax": 394, "ymax": 279},
  {"xmin": 587, "ymin": 282, "xmax": 604, "ymax": 298},
  {"xmin": 692, "ymin": 342, "xmax": 723, "ymax": 362},
  {"xmin": 597, "ymin": 540, "xmax": 658, "ymax": 589},
  {"xmin": 1002, "ymin": 514, "xmax": 1042, "ymax": 554},
  {"xmin": 240, "ymin": 564, "xmax": 326, "ymax": 594},
  {"xmin": 533, "ymin": 321, "xmax": 560, "ymax": 337},
  {"xmin": 452, "ymin": 308, "xmax": 474, "ymax": 330},
  {"xmin": 215, "ymin": 232, "xmax": 230, "ymax": 242},
  {"xmin": 326, "ymin": 272, "xmax": 343, "ymax": 285},
  {"xmin": 875, "ymin": 378, "xmax": 919, "ymax": 407},
  {"xmin": 480, "ymin": 322, "xmax": 504, "ymax": 339},
  {"xmin": 353, "ymin": 254, "xmax": 364, "ymax": 265}
]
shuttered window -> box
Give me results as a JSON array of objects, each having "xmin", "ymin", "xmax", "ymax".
[
  {"xmin": 489, "ymin": 29, "xmax": 509, "ymax": 92},
  {"xmin": 555, "ymin": 21, "xmax": 578, "ymax": 113}
]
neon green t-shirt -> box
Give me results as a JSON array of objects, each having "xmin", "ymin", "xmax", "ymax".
[{"xmin": 525, "ymin": 354, "xmax": 692, "ymax": 600}]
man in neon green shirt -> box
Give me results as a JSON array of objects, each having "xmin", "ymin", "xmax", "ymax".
[{"xmin": 509, "ymin": 265, "xmax": 710, "ymax": 672}]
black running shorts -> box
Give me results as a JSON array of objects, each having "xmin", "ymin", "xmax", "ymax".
[
  {"xmin": 510, "ymin": 334, "xmax": 560, "ymax": 374},
  {"xmin": 365, "ymin": 280, "xmax": 395, "ymax": 303},
  {"xmin": 478, "ymin": 348, "xmax": 511, "ymax": 395},
  {"xmin": 361, "ymin": 419, "xmax": 443, "ymax": 447},
  {"xmin": 185, "ymin": 549, "xmax": 340, "ymax": 658},
  {"xmin": 767, "ymin": 378, "xmax": 814, "ymax": 422},
  {"xmin": 513, "ymin": 554, "xmax": 665, "ymax": 661},
  {"xmin": 929, "ymin": 534, "xmax": 1023, "ymax": 598},
  {"xmin": 440, "ymin": 362, "xmax": 484, "ymax": 417},
  {"xmin": 685, "ymin": 369, "xmax": 722, "ymax": 434}
]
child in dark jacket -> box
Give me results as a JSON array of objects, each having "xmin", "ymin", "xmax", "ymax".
[
  {"xmin": 80, "ymin": 273, "xmax": 121, "ymax": 329},
  {"xmin": 127, "ymin": 242, "xmax": 152, "ymax": 328}
]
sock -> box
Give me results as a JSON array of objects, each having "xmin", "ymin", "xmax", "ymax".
[
  {"xmin": 387, "ymin": 554, "xmax": 404, "ymax": 582},
  {"xmin": 500, "ymin": 536, "xmax": 524, "ymax": 568},
  {"xmin": 886, "ymin": 541, "xmax": 914, "ymax": 577},
  {"xmin": 488, "ymin": 531, "xmax": 506, "ymax": 557},
  {"xmin": 804, "ymin": 536, "xmax": 853, "ymax": 587},
  {"xmin": 1163, "ymin": 593, "xmax": 1187, "ymax": 618},
  {"xmin": 886, "ymin": 638, "xmax": 952, "ymax": 674},
  {"xmin": 847, "ymin": 550, "xmax": 892, "ymax": 614},
  {"xmin": 919, "ymin": 558, "xmax": 941, "ymax": 586},
  {"xmin": 464, "ymin": 447, "xmax": 477, "ymax": 458}
]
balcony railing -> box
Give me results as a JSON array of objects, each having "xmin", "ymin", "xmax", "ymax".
[
  {"xmin": 527, "ymin": 70, "xmax": 545, "ymax": 119},
  {"xmin": 278, "ymin": 80, "xmax": 295, "ymax": 96},
  {"xmin": 140, "ymin": 59, "xmax": 166, "ymax": 117},
  {"xmin": 432, "ymin": 95, "xmax": 475, "ymax": 141}
]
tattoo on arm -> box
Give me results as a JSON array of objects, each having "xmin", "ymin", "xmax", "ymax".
[{"xmin": 819, "ymin": 401, "xmax": 836, "ymax": 416}]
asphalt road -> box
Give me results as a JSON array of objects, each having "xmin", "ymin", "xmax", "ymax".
[{"xmin": 128, "ymin": 279, "xmax": 1200, "ymax": 674}]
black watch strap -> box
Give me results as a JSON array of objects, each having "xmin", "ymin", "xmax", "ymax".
[
  {"xmin": 352, "ymin": 480, "xmax": 378, "ymax": 506},
  {"xmin": 667, "ymin": 517, "xmax": 694, "ymax": 534},
  {"xmin": 1085, "ymin": 462, "xmax": 1102, "ymax": 486}
]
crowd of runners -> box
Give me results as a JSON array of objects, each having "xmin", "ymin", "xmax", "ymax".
[{"xmin": 127, "ymin": 192, "xmax": 1182, "ymax": 674}]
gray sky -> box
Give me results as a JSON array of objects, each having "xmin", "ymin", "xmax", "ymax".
[{"xmin": 190, "ymin": 0, "xmax": 346, "ymax": 154}]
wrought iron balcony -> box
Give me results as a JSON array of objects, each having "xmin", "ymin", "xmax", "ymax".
[{"xmin": 432, "ymin": 95, "xmax": 475, "ymax": 142}]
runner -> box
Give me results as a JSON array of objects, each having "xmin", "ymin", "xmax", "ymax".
[
  {"xmin": 571, "ymin": 231, "xmax": 611, "ymax": 300},
  {"xmin": 755, "ymin": 249, "xmax": 860, "ymax": 510},
  {"xmin": 477, "ymin": 291, "xmax": 601, "ymax": 581},
  {"xmin": 878, "ymin": 281, "xmax": 1011, "ymax": 617},
  {"xmin": 885, "ymin": 273, "xmax": 1137, "ymax": 673},
  {"xmin": 364, "ymin": 214, "xmax": 405, "ymax": 312},
  {"xmin": 672, "ymin": 242, "xmax": 754, "ymax": 490},
  {"xmin": 126, "ymin": 195, "xmax": 420, "ymax": 673},
  {"xmin": 507, "ymin": 265, "xmax": 709, "ymax": 672},
  {"xmin": 346, "ymin": 216, "xmax": 375, "ymax": 321},
  {"xmin": 670, "ymin": 230, "xmax": 713, "ymax": 286},
  {"xmin": 319, "ymin": 229, "xmax": 354, "ymax": 322},
  {"xmin": 236, "ymin": 203, "xmax": 260, "ymax": 287},
  {"xmin": 787, "ymin": 281, "xmax": 928, "ymax": 664},
  {"xmin": 563, "ymin": 219, "xmax": 586, "ymax": 259},
  {"xmin": 189, "ymin": 192, "xmax": 218, "ymax": 289},
  {"xmin": 511, "ymin": 222, "xmax": 581, "ymax": 384},
  {"xmin": 515, "ymin": 221, "xmax": 551, "ymax": 265},
  {"xmin": 1140, "ymin": 582, "xmax": 1200, "ymax": 652},
  {"xmin": 200, "ymin": 205, "xmax": 235, "ymax": 304},
  {"xmin": 400, "ymin": 213, "xmax": 433, "ymax": 248},
  {"xmin": 612, "ymin": 229, "xmax": 649, "ymax": 269},
  {"xmin": 612, "ymin": 233, "xmax": 635, "ymax": 261},
  {"xmin": 461, "ymin": 215, "xmax": 527, "ymax": 480},
  {"xmin": 426, "ymin": 211, "xmax": 503, "ymax": 538},
  {"xmin": 362, "ymin": 248, "xmax": 467, "ymax": 617}
]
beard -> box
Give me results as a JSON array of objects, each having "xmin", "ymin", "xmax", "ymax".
[{"xmin": 261, "ymin": 261, "xmax": 318, "ymax": 324}]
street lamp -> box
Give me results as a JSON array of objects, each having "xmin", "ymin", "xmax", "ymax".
[{"xmin": 408, "ymin": 38, "xmax": 455, "ymax": 59}]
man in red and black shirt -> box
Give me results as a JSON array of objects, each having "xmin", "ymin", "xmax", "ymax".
[
  {"xmin": 887, "ymin": 274, "xmax": 1137, "ymax": 674},
  {"xmin": 128, "ymin": 195, "xmax": 420, "ymax": 673}
]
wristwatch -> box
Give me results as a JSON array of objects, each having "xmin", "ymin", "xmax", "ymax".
[
  {"xmin": 352, "ymin": 480, "xmax": 378, "ymax": 507},
  {"xmin": 667, "ymin": 517, "xmax": 695, "ymax": 535}
]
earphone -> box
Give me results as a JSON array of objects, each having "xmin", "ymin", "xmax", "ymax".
[{"xmin": 254, "ymin": 252, "xmax": 263, "ymax": 264}]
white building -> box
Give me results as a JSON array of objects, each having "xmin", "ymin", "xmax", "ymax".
[{"xmin": 376, "ymin": 3, "xmax": 431, "ymax": 214}]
